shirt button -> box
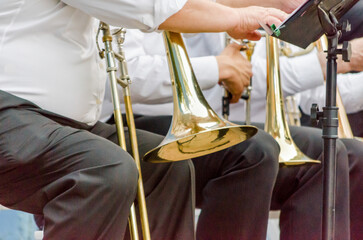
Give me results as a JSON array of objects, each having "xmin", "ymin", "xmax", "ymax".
[
  {"xmin": 96, "ymin": 98, "xmax": 102, "ymax": 105},
  {"xmin": 99, "ymin": 62, "xmax": 104, "ymax": 69}
]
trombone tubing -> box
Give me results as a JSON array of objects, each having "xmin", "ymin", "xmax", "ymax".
[
  {"xmin": 100, "ymin": 22, "xmax": 150, "ymax": 240},
  {"xmin": 113, "ymin": 28, "xmax": 151, "ymax": 240}
]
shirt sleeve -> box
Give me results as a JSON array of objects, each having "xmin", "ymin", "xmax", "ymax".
[
  {"xmin": 279, "ymin": 47, "xmax": 325, "ymax": 96},
  {"xmin": 250, "ymin": 41, "xmax": 325, "ymax": 100},
  {"xmin": 190, "ymin": 56, "xmax": 219, "ymax": 90},
  {"xmin": 120, "ymin": 30, "xmax": 218, "ymax": 105},
  {"xmin": 62, "ymin": 0, "xmax": 187, "ymax": 31},
  {"xmin": 298, "ymin": 72, "xmax": 363, "ymax": 115},
  {"xmin": 336, "ymin": 72, "xmax": 363, "ymax": 114}
]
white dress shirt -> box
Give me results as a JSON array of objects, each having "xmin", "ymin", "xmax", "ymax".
[
  {"xmin": 298, "ymin": 72, "xmax": 363, "ymax": 115},
  {"xmin": 101, "ymin": 31, "xmax": 324, "ymax": 123},
  {"xmin": 0, "ymin": 0, "xmax": 187, "ymax": 125}
]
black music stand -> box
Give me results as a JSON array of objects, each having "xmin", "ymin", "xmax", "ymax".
[{"xmin": 263, "ymin": 0, "xmax": 358, "ymax": 239}]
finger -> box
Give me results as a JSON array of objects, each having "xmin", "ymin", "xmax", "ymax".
[
  {"xmin": 264, "ymin": 16, "xmax": 285, "ymax": 29},
  {"xmin": 243, "ymin": 31, "xmax": 262, "ymax": 41},
  {"xmin": 266, "ymin": 8, "xmax": 289, "ymax": 22},
  {"xmin": 228, "ymin": 41, "xmax": 244, "ymax": 51},
  {"xmin": 230, "ymin": 93, "xmax": 241, "ymax": 103}
]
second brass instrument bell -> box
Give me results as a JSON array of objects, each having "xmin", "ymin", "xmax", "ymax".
[{"xmin": 143, "ymin": 32, "xmax": 257, "ymax": 163}]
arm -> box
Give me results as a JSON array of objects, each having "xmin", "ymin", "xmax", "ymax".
[
  {"xmin": 317, "ymin": 37, "xmax": 363, "ymax": 79},
  {"xmin": 122, "ymin": 30, "xmax": 219, "ymax": 104},
  {"xmin": 122, "ymin": 31, "xmax": 251, "ymax": 104},
  {"xmin": 216, "ymin": 0, "xmax": 306, "ymax": 13},
  {"xmin": 298, "ymin": 72, "xmax": 363, "ymax": 115},
  {"xmin": 160, "ymin": 0, "xmax": 288, "ymax": 40},
  {"xmin": 63, "ymin": 0, "xmax": 287, "ymax": 39},
  {"xmin": 250, "ymin": 40, "xmax": 325, "ymax": 98}
]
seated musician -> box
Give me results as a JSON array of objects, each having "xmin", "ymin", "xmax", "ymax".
[
  {"xmin": 102, "ymin": 2, "xmax": 362, "ymax": 239},
  {"xmin": 0, "ymin": 0, "xmax": 287, "ymax": 239}
]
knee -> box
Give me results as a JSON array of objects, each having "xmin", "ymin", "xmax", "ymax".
[
  {"xmin": 166, "ymin": 160, "xmax": 193, "ymax": 184},
  {"xmin": 243, "ymin": 130, "xmax": 280, "ymax": 171},
  {"xmin": 335, "ymin": 140, "xmax": 349, "ymax": 171},
  {"xmin": 96, "ymin": 149, "xmax": 139, "ymax": 201}
]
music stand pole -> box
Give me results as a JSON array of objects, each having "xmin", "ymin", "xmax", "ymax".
[{"xmin": 311, "ymin": 8, "xmax": 351, "ymax": 240}]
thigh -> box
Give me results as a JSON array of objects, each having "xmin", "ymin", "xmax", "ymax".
[
  {"xmin": 0, "ymin": 107, "xmax": 133, "ymax": 212},
  {"xmin": 192, "ymin": 129, "xmax": 280, "ymax": 207},
  {"xmin": 90, "ymin": 121, "xmax": 191, "ymax": 195}
]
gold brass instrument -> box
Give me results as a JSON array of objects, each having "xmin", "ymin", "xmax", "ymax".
[
  {"xmin": 279, "ymin": 42, "xmax": 315, "ymax": 127},
  {"xmin": 285, "ymin": 95, "xmax": 302, "ymax": 126},
  {"xmin": 97, "ymin": 23, "xmax": 150, "ymax": 240},
  {"xmin": 222, "ymin": 35, "xmax": 248, "ymax": 120},
  {"xmin": 280, "ymin": 41, "xmax": 316, "ymax": 57},
  {"xmin": 265, "ymin": 36, "xmax": 320, "ymax": 165},
  {"xmin": 222, "ymin": 36, "xmax": 255, "ymax": 124},
  {"xmin": 243, "ymin": 40, "xmax": 256, "ymax": 125},
  {"xmin": 143, "ymin": 31, "xmax": 258, "ymax": 163}
]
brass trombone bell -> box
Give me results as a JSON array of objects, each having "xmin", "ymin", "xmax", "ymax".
[
  {"xmin": 265, "ymin": 36, "xmax": 320, "ymax": 165},
  {"xmin": 143, "ymin": 31, "xmax": 258, "ymax": 163}
]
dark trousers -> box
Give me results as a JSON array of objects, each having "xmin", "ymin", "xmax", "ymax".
[
  {"xmin": 112, "ymin": 114, "xmax": 280, "ymax": 240},
  {"xmin": 340, "ymin": 138, "xmax": 363, "ymax": 240},
  {"xmin": 0, "ymin": 91, "xmax": 194, "ymax": 240},
  {"xmin": 129, "ymin": 115, "xmax": 352, "ymax": 240}
]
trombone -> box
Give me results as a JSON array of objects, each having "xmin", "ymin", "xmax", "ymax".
[
  {"xmin": 143, "ymin": 31, "xmax": 258, "ymax": 163},
  {"xmin": 264, "ymin": 36, "xmax": 320, "ymax": 165},
  {"xmin": 97, "ymin": 23, "xmax": 150, "ymax": 240},
  {"xmin": 280, "ymin": 41, "xmax": 316, "ymax": 127}
]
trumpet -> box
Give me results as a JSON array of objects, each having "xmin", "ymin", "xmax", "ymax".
[
  {"xmin": 143, "ymin": 31, "xmax": 258, "ymax": 163},
  {"xmin": 97, "ymin": 23, "xmax": 150, "ymax": 240},
  {"xmin": 265, "ymin": 36, "xmax": 320, "ymax": 165}
]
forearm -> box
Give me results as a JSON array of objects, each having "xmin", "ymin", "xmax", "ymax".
[
  {"xmin": 216, "ymin": 0, "xmax": 303, "ymax": 13},
  {"xmin": 216, "ymin": 0, "xmax": 281, "ymax": 9},
  {"xmin": 159, "ymin": 0, "xmax": 238, "ymax": 33},
  {"xmin": 317, "ymin": 50, "xmax": 353, "ymax": 79}
]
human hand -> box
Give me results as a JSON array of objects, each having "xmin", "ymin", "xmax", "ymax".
[
  {"xmin": 227, "ymin": 6, "xmax": 288, "ymax": 40},
  {"xmin": 279, "ymin": 0, "xmax": 306, "ymax": 13},
  {"xmin": 216, "ymin": 43, "xmax": 252, "ymax": 103}
]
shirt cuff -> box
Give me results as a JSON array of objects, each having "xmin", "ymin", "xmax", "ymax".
[{"xmin": 190, "ymin": 56, "xmax": 219, "ymax": 90}]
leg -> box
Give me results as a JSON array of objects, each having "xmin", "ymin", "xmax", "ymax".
[
  {"xmin": 131, "ymin": 116, "xmax": 280, "ymax": 240},
  {"xmin": 340, "ymin": 138, "xmax": 363, "ymax": 240},
  {"xmin": 193, "ymin": 130, "xmax": 280, "ymax": 240},
  {"xmin": 0, "ymin": 102, "xmax": 138, "ymax": 239},
  {"xmin": 271, "ymin": 126, "xmax": 350, "ymax": 240},
  {"xmin": 91, "ymin": 121, "xmax": 195, "ymax": 240}
]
